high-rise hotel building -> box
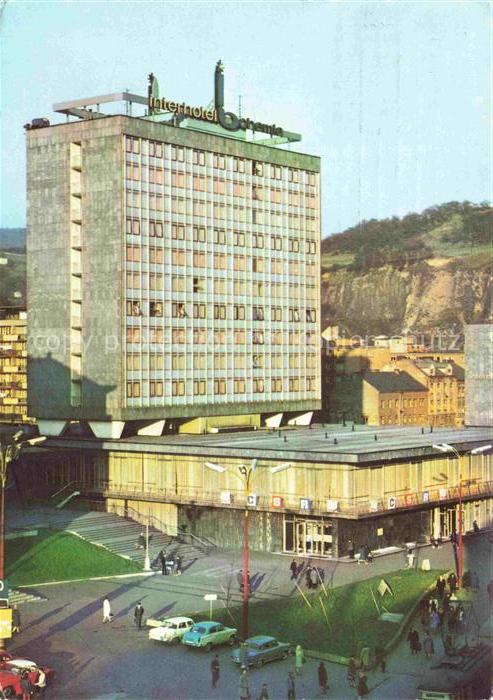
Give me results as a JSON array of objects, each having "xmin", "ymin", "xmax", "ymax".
[{"xmin": 26, "ymin": 79, "xmax": 321, "ymax": 438}]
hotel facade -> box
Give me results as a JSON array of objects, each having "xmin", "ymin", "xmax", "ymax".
[{"xmin": 26, "ymin": 85, "xmax": 321, "ymax": 438}]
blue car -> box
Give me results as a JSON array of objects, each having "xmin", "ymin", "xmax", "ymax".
[
  {"xmin": 231, "ymin": 635, "xmax": 291, "ymax": 668},
  {"xmin": 182, "ymin": 621, "xmax": 237, "ymax": 651}
]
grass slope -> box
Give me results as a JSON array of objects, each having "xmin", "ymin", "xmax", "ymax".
[
  {"xmin": 197, "ymin": 569, "xmax": 444, "ymax": 657},
  {"xmin": 6, "ymin": 529, "xmax": 141, "ymax": 586}
]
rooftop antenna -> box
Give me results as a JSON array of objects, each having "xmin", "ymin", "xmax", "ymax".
[{"xmin": 238, "ymin": 94, "xmax": 243, "ymax": 118}]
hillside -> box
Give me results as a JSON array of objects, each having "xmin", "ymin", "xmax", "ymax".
[{"xmin": 321, "ymin": 202, "xmax": 492, "ymax": 336}]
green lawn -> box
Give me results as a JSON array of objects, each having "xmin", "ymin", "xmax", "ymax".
[
  {"xmin": 199, "ymin": 569, "xmax": 445, "ymax": 658},
  {"xmin": 6, "ymin": 529, "xmax": 142, "ymax": 586}
]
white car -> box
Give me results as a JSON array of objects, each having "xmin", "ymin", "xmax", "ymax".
[{"xmin": 148, "ymin": 616, "xmax": 194, "ymax": 644}]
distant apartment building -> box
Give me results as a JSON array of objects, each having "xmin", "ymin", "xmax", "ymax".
[
  {"xmin": 0, "ymin": 307, "xmax": 28, "ymax": 423},
  {"xmin": 26, "ymin": 75, "xmax": 321, "ymax": 438},
  {"xmin": 465, "ymin": 324, "xmax": 493, "ymax": 427},
  {"xmin": 361, "ymin": 371, "xmax": 428, "ymax": 426}
]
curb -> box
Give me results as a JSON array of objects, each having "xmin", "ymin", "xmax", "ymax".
[
  {"xmin": 303, "ymin": 568, "xmax": 450, "ymax": 667},
  {"xmin": 17, "ymin": 571, "xmax": 155, "ymax": 588}
]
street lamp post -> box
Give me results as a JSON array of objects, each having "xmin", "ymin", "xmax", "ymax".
[
  {"xmin": 204, "ymin": 459, "xmax": 291, "ymax": 640},
  {"xmin": 0, "ymin": 432, "xmax": 45, "ymax": 648},
  {"xmin": 433, "ymin": 443, "xmax": 492, "ymax": 588}
]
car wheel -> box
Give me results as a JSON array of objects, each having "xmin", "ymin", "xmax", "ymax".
[
  {"xmin": 256, "ymin": 659, "xmax": 264, "ymax": 668},
  {"xmin": 172, "ymin": 636, "xmax": 180, "ymax": 645},
  {"xmin": 3, "ymin": 688, "xmax": 14, "ymax": 699},
  {"xmin": 205, "ymin": 643, "xmax": 212, "ymax": 652}
]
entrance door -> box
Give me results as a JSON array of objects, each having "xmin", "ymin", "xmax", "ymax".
[{"xmin": 283, "ymin": 516, "xmax": 333, "ymax": 556}]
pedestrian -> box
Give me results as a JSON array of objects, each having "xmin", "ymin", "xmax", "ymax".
[
  {"xmin": 211, "ymin": 654, "xmax": 220, "ymax": 688},
  {"xmin": 318, "ymin": 567, "xmax": 325, "ymax": 584},
  {"xmin": 35, "ymin": 668, "xmax": 47, "ymax": 697},
  {"xmin": 257, "ymin": 683, "xmax": 269, "ymax": 700},
  {"xmin": 239, "ymin": 667, "xmax": 250, "ymax": 700},
  {"xmin": 443, "ymin": 634, "xmax": 454, "ymax": 655},
  {"xmin": 357, "ymin": 670, "xmax": 369, "ymax": 698},
  {"xmin": 348, "ymin": 539, "xmax": 355, "ymax": 559},
  {"xmin": 374, "ymin": 642, "xmax": 386, "ymax": 672},
  {"xmin": 436, "ymin": 576, "xmax": 445, "ymax": 599},
  {"xmin": 11, "ymin": 604, "xmax": 21, "ymax": 634},
  {"xmin": 406, "ymin": 547, "xmax": 415, "ymax": 569},
  {"xmin": 472, "ymin": 519, "xmax": 480, "ymax": 533},
  {"xmin": 317, "ymin": 661, "xmax": 328, "ymax": 695},
  {"xmin": 423, "ymin": 632, "xmax": 434, "ymax": 659},
  {"xmin": 447, "ymin": 572, "xmax": 457, "ymax": 594},
  {"xmin": 294, "ymin": 644, "xmax": 304, "ymax": 675},
  {"xmin": 430, "ymin": 610, "xmax": 440, "ymax": 633},
  {"xmin": 450, "ymin": 529, "xmax": 458, "ymax": 546},
  {"xmin": 347, "ymin": 656, "xmax": 357, "ymax": 687},
  {"xmin": 407, "ymin": 628, "xmax": 420, "ymax": 655},
  {"xmin": 102, "ymin": 596, "xmax": 113, "ymax": 623},
  {"xmin": 289, "ymin": 558, "xmax": 298, "ymax": 580},
  {"xmin": 20, "ymin": 670, "xmax": 32, "ymax": 700},
  {"xmin": 305, "ymin": 565, "xmax": 313, "ymax": 589},
  {"xmin": 237, "ymin": 569, "xmax": 244, "ymax": 592},
  {"xmin": 472, "ymin": 571, "xmax": 480, "ymax": 591},
  {"xmin": 287, "ymin": 671, "xmax": 296, "ymax": 700},
  {"xmin": 136, "ymin": 531, "xmax": 145, "ymax": 549},
  {"xmin": 134, "ymin": 601, "xmax": 144, "ymax": 630},
  {"xmin": 158, "ymin": 548, "xmax": 167, "ymax": 576},
  {"xmin": 310, "ymin": 567, "xmax": 319, "ymax": 590},
  {"xmin": 359, "ymin": 645, "xmax": 370, "ymax": 671},
  {"xmin": 175, "ymin": 554, "xmax": 183, "ymax": 575}
]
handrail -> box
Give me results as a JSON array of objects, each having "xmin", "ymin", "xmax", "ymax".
[{"xmin": 50, "ymin": 481, "xmax": 78, "ymax": 499}]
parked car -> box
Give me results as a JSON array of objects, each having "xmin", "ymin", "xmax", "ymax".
[
  {"xmin": 231, "ymin": 635, "xmax": 291, "ymax": 667},
  {"xmin": 148, "ymin": 616, "xmax": 194, "ymax": 644},
  {"xmin": 182, "ymin": 621, "xmax": 237, "ymax": 651},
  {"xmin": 0, "ymin": 660, "xmax": 55, "ymax": 698}
]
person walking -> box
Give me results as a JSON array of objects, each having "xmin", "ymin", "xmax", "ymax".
[
  {"xmin": 305, "ymin": 566, "xmax": 313, "ymax": 589},
  {"xmin": 374, "ymin": 641, "xmax": 386, "ymax": 672},
  {"xmin": 447, "ymin": 572, "xmax": 457, "ymax": 595},
  {"xmin": 102, "ymin": 597, "xmax": 113, "ymax": 623},
  {"xmin": 12, "ymin": 604, "xmax": 21, "ymax": 634},
  {"xmin": 287, "ymin": 671, "xmax": 296, "ymax": 700},
  {"xmin": 294, "ymin": 644, "xmax": 304, "ymax": 675},
  {"xmin": 20, "ymin": 670, "xmax": 32, "ymax": 700},
  {"xmin": 348, "ymin": 539, "xmax": 355, "ymax": 559},
  {"xmin": 134, "ymin": 601, "xmax": 144, "ymax": 630},
  {"xmin": 175, "ymin": 554, "xmax": 183, "ymax": 575},
  {"xmin": 35, "ymin": 668, "xmax": 47, "ymax": 698},
  {"xmin": 136, "ymin": 531, "xmax": 145, "ymax": 549},
  {"xmin": 423, "ymin": 632, "xmax": 434, "ymax": 659},
  {"xmin": 239, "ymin": 667, "xmax": 250, "ymax": 700},
  {"xmin": 346, "ymin": 656, "xmax": 357, "ymax": 687},
  {"xmin": 257, "ymin": 683, "xmax": 269, "ymax": 699},
  {"xmin": 406, "ymin": 547, "xmax": 415, "ymax": 569},
  {"xmin": 407, "ymin": 628, "xmax": 420, "ymax": 655},
  {"xmin": 211, "ymin": 654, "xmax": 220, "ymax": 689},
  {"xmin": 430, "ymin": 610, "xmax": 440, "ymax": 633},
  {"xmin": 317, "ymin": 661, "xmax": 328, "ymax": 695},
  {"xmin": 289, "ymin": 558, "xmax": 298, "ymax": 580},
  {"xmin": 310, "ymin": 567, "xmax": 319, "ymax": 590}
]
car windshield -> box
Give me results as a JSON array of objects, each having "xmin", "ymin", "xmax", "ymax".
[{"xmin": 193, "ymin": 626, "xmax": 207, "ymax": 634}]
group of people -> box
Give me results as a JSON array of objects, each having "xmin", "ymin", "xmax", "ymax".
[
  {"xmin": 156, "ymin": 548, "xmax": 183, "ymax": 576},
  {"xmin": 288, "ymin": 559, "xmax": 326, "ymax": 590},
  {"xmin": 233, "ymin": 657, "xmax": 330, "ymax": 699},
  {"xmin": 19, "ymin": 668, "xmax": 47, "ymax": 700}
]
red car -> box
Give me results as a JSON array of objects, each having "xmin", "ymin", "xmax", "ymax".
[{"xmin": 0, "ymin": 656, "xmax": 55, "ymax": 698}]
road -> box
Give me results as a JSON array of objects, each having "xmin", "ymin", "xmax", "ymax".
[{"xmin": 9, "ymin": 533, "xmax": 492, "ymax": 699}]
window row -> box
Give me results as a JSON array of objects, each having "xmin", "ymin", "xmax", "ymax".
[
  {"xmin": 126, "ymin": 377, "xmax": 318, "ymax": 399},
  {"xmin": 126, "ymin": 352, "xmax": 319, "ymax": 371},
  {"xmin": 126, "ymin": 326, "xmax": 318, "ymax": 346},
  {"xmin": 126, "ymin": 300, "xmax": 317, "ymax": 322}
]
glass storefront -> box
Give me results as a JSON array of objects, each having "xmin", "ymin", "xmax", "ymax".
[{"xmin": 283, "ymin": 514, "xmax": 333, "ymax": 556}]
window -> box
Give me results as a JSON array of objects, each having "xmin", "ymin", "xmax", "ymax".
[
  {"xmin": 233, "ymin": 182, "xmax": 245, "ymax": 197},
  {"xmin": 193, "ymin": 251, "xmax": 206, "ymax": 268},
  {"xmin": 149, "ymin": 221, "xmax": 163, "ymax": 238},
  {"xmin": 125, "ymin": 136, "xmax": 140, "ymax": 154},
  {"xmin": 288, "ymin": 238, "xmax": 299, "ymax": 253},
  {"xmin": 234, "ymin": 231, "xmax": 245, "ymax": 247},
  {"xmin": 289, "ymin": 331, "xmax": 300, "ymax": 345},
  {"xmin": 194, "ymin": 380, "xmax": 206, "ymax": 395},
  {"xmin": 213, "ymin": 153, "xmax": 225, "ymax": 169},
  {"xmin": 271, "ymin": 189, "xmax": 282, "ymax": 205},
  {"xmin": 253, "ymin": 379, "xmax": 264, "ymax": 393},
  {"xmin": 271, "ymin": 259, "xmax": 282, "ymax": 274},
  {"xmin": 150, "ymin": 328, "xmax": 164, "ymax": 343},
  {"xmin": 150, "ymin": 273, "xmax": 163, "ymax": 291},
  {"xmin": 193, "ymin": 277, "xmax": 205, "ymax": 293},
  {"xmin": 214, "ymin": 179, "xmax": 226, "ymax": 195},
  {"xmin": 126, "ymin": 300, "xmax": 142, "ymax": 317},
  {"xmin": 193, "ymin": 303, "xmax": 206, "ymax": 319},
  {"xmin": 272, "ymin": 378, "xmax": 282, "ymax": 393},
  {"xmin": 253, "ymin": 281, "xmax": 264, "ymax": 297},
  {"xmin": 252, "ymin": 210, "xmax": 263, "ymax": 225},
  {"xmin": 272, "ymin": 165, "xmax": 282, "ymax": 180},
  {"xmin": 272, "ymin": 330, "xmax": 283, "ymax": 345},
  {"xmin": 214, "ymin": 304, "xmax": 226, "ymax": 320},
  {"xmin": 193, "ymin": 226, "xmax": 206, "ymax": 242},
  {"xmin": 288, "ymin": 168, "xmax": 299, "ymax": 183},
  {"xmin": 149, "ymin": 167, "xmax": 163, "ymax": 184},
  {"xmin": 289, "ymin": 354, "xmax": 299, "ymax": 369},
  {"xmin": 172, "ymin": 276, "xmax": 186, "ymax": 293},
  {"xmin": 193, "ymin": 150, "xmax": 206, "ymax": 166},
  {"xmin": 306, "ymin": 240, "xmax": 317, "ymax": 254},
  {"xmin": 289, "ymin": 378, "xmax": 299, "ymax": 392},
  {"xmin": 214, "ymin": 279, "xmax": 226, "ymax": 294},
  {"xmin": 150, "ymin": 354, "xmax": 164, "ymax": 370},
  {"xmin": 193, "ymin": 354, "xmax": 206, "ymax": 370},
  {"xmin": 252, "ymin": 185, "xmax": 263, "ymax": 201},
  {"xmin": 172, "ymin": 197, "xmax": 185, "ymax": 214},
  {"xmin": 126, "ymin": 245, "xmax": 141, "ymax": 262},
  {"xmin": 271, "ymin": 353, "xmax": 282, "ymax": 369},
  {"xmin": 271, "ymin": 306, "xmax": 282, "ymax": 322},
  {"xmin": 214, "ymin": 379, "xmax": 227, "ymax": 395},
  {"xmin": 234, "ymin": 355, "xmax": 246, "ymax": 369},
  {"xmin": 306, "ymin": 309, "xmax": 317, "ymax": 323},
  {"xmin": 289, "ymin": 308, "xmax": 300, "ymax": 322},
  {"xmin": 214, "ymin": 354, "xmax": 226, "ymax": 369},
  {"xmin": 234, "ymin": 256, "xmax": 246, "ymax": 271},
  {"xmin": 252, "ymin": 306, "xmax": 264, "ymax": 321},
  {"xmin": 193, "ymin": 175, "xmax": 206, "ymax": 192},
  {"xmin": 172, "ymin": 249, "xmax": 186, "ymax": 266},
  {"xmin": 126, "ymin": 218, "xmax": 140, "ymax": 235},
  {"xmin": 126, "ymin": 381, "xmax": 141, "ymax": 397},
  {"xmin": 214, "ymin": 253, "xmax": 227, "ymax": 270},
  {"xmin": 193, "ymin": 328, "xmax": 207, "ymax": 344},
  {"xmin": 252, "ymin": 161, "xmax": 263, "ymax": 176},
  {"xmin": 150, "ymin": 381, "xmax": 163, "ymax": 397},
  {"xmin": 253, "ymin": 234, "xmax": 264, "ymax": 249},
  {"xmin": 149, "ymin": 141, "xmax": 163, "ymax": 158},
  {"xmin": 234, "ymin": 329, "xmax": 245, "ymax": 344},
  {"xmin": 252, "ymin": 354, "xmax": 264, "ymax": 369},
  {"xmin": 289, "ymin": 261, "xmax": 299, "ymax": 276},
  {"xmin": 150, "ymin": 247, "xmax": 163, "ymax": 264},
  {"xmin": 172, "ymin": 328, "xmax": 186, "ymax": 344},
  {"xmin": 150, "ymin": 302, "xmax": 163, "ymax": 317},
  {"xmin": 172, "ymin": 224, "xmax": 185, "ymax": 240},
  {"xmin": 172, "ymin": 302, "xmax": 187, "ymax": 318},
  {"xmin": 172, "ymin": 381, "xmax": 185, "ymax": 396},
  {"xmin": 214, "ymin": 329, "xmax": 226, "ymax": 344},
  {"xmin": 213, "ymin": 228, "xmax": 226, "ymax": 245},
  {"xmin": 234, "ymin": 379, "xmax": 246, "ymax": 394},
  {"xmin": 126, "ymin": 327, "xmax": 141, "ymax": 343},
  {"xmin": 271, "ymin": 236, "xmax": 282, "ymax": 251},
  {"xmin": 252, "ymin": 257, "xmax": 264, "ymax": 273},
  {"xmin": 233, "ymin": 158, "xmax": 245, "ymax": 173},
  {"xmin": 307, "ymin": 172, "xmax": 316, "ymax": 186},
  {"xmin": 253, "ymin": 331, "xmax": 264, "ymax": 345},
  {"xmin": 234, "ymin": 305, "xmax": 245, "ymax": 320},
  {"xmin": 172, "ymin": 354, "xmax": 186, "ymax": 370},
  {"xmin": 172, "ymin": 146, "xmax": 185, "ymax": 162}
]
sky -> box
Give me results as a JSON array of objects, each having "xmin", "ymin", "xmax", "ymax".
[{"xmin": 0, "ymin": 0, "xmax": 490, "ymax": 235}]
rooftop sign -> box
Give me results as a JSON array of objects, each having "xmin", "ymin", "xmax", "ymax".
[{"xmin": 148, "ymin": 61, "xmax": 284, "ymax": 138}]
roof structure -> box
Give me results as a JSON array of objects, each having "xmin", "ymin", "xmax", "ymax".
[{"xmin": 363, "ymin": 371, "xmax": 427, "ymax": 394}]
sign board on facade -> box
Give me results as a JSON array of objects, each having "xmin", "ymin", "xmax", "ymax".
[
  {"xmin": 220, "ymin": 491, "xmax": 232, "ymax": 505},
  {"xmin": 326, "ymin": 499, "xmax": 339, "ymax": 512},
  {"xmin": 246, "ymin": 494, "xmax": 259, "ymax": 507},
  {"xmin": 388, "ymin": 496, "xmax": 397, "ymax": 510},
  {"xmin": 0, "ymin": 579, "xmax": 9, "ymax": 607},
  {"xmin": 0, "ymin": 609, "xmax": 12, "ymax": 639},
  {"xmin": 405, "ymin": 494, "xmax": 414, "ymax": 506},
  {"xmin": 300, "ymin": 498, "xmax": 313, "ymax": 511},
  {"xmin": 422, "ymin": 491, "xmax": 430, "ymax": 503},
  {"xmin": 271, "ymin": 496, "xmax": 284, "ymax": 509},
  {"xmin": 370, "ymin": 500, "xmax": 379, "ymax": 512},
  {"xmin": 439, "ymin": 488, "xmax": 448, "ymax": 500}
]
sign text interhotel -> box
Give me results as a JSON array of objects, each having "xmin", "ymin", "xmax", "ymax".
[{"xmin": 148, "ymin": 96, "xmax": 284, "ymax": 138}]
